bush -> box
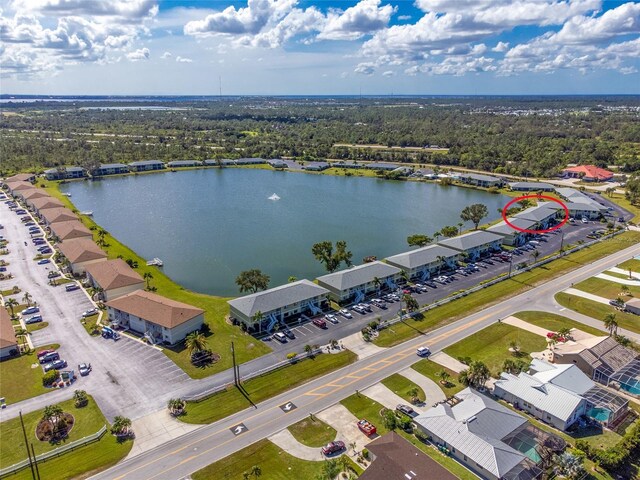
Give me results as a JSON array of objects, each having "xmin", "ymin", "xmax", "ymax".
[
  {"xmin": 42, "ymin": 370, "xmax": 59, "ymax": 387},
  {"xmin": 361, "ymin": 448, "xmax": 369, "ymax": 460},
  {"xmin": 286, "ymin": 352, "xmax": 298, "ymax": 362}
]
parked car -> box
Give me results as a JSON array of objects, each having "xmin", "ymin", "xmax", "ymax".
[
  {"xmin": 424, "ymin": 281, "xmax": 437, "ymax": 288},
  {"xmin": 325, "ymin": 313, "xmax": 339, "ymax": 324},
  {"xmin": 38, "ymin": 248, "xmax": 52, "ymax": 254},
  {"xmin": 352, "ymin": 305, "xmax": 366, "ymax": 314},
  {"xmin": 43, "ymin": 359, "xmax": 67, "ymax": 372},
  {"xmin": 25, "ymin": 315, "xmax": 43, "ymax": 324},
  {"xmin": 65, "ymin": 284, "xmax": 80, "ymax": 292},
  {"xmin": 321, "ymin": 441, "xmax": 346, "ymax": 456},
  {"xmin": 37, "ymin": 349, "xmax": 55, "ymax": 359},
  {"xmin": 312, "ymin": 318, "xmax": 327, "ymax": 329},
  {"xmin": 396, "ymin": 404, "xmax": 416, "ymax": 416},
  {"xmin": 581, "ymin": 217, "xmax": 588, "ymax": 224},
  {"xmin": 37, "ymin": 259, "xmax": 50, "ymax": 265},
  {"xmin": 78, "ymin": 363, "xmax": 92, "ymax": 376},
  {"xmin": 416, "ymin": 346, "xmax": 431, "ymax": 357},
  {"xmin": 81, "ymin": 308, "xmax": 98, "ymax": 318},
  {"xmin": 21, "ymin": 306, "xmax": 40, "ymax": 315},
  {"xmin": 339, "ymin": 309, "xmax": 352, "ymax": 319},
  {"xmin": 39, "ymin": 352, "xmax": 60, "ymax": 364},
  {"xmin": 273, "ymin": 332, "xmax": 287, "ymax": 343},
  {"xmin": 48, "ymin": 271, "xmax": 61, "ymax": 278},
  {"xmin": 283, "ymin": 329, "xmax": 295, "ymax": 340}
]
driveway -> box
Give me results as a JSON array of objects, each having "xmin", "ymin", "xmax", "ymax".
[
  {"xmin": 399, "ymin": 367, "xmax": 446, "ymax": 406},
  {"xmin": 268, "ymin": 429, "xmax": 325, "ymax": 461},
  {"xmin": 316, "ymin": 404, "xmax": 372, "ymax": 454}
]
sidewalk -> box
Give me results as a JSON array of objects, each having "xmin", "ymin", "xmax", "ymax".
[
  {"xmin": 502, "ymin": 316, "xmax": 550, "ymax": 337},
  {"xmin": 609, "ymin": 267, "xmax": 640, "ymax": 280},
  {"xmin": 340, "ymin": 332, "xmax": 385, "ymax": 360},
  {"xmin": 428, "ymin": 352, "xmax": 467, "ymax": 373},
  {"xmin": 564, "ymin": 288, "xmax": 611, "ymax": 305},
  {"xmin": 596, "ymin": 273, "xmax": 640, "ymax": 286},
  {"xmin": 126, "ymin": 410, "xmax": 202, "ymax": 459}
]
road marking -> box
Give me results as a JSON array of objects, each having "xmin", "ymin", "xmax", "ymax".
[
  {"xmin": 279, "ymin": 401, "xmax": 297, "ymax": 413},
  {"xmin": 229, "ymin": 423, "xmax": 248, "ymax": 436}
]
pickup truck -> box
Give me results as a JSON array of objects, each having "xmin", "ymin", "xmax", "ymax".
[{"xmin": 357, "ymin": 419, "xmax": 377, "ymax": 436}]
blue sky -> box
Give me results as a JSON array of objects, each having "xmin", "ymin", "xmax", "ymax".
[{"xmin": 1, "ymin": 0, "xmax": 639, "ymax": 95}]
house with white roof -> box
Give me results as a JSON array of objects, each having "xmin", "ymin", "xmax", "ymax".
[
  {"xmin": 513, "ymin": 204, "xmax": 560, "ymax": 230},
  {"xmin": 385, "ymin": 245, "xmax": 460, "ymax": 281},
  {"xmin": 316, "ymin": 261, "xmax": 402, "ymax": 303},
  {"xmin": 459, "ymin": 173, "xmax": 504, "ymax": 188}
]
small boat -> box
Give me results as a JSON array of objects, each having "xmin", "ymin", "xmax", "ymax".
[
  {"xmin": 268, "ymin": 193, "xmax": 280, "ymax": 201},
  {"xmin": 146, "ymin": 257, "xmax": 163, "ymax": 267},
  {"xmin": 81, "ymin": 211, "xmax": 93, "ymax": 216},
  {"xmin": 62, "ymin": 193, "xmax": 72, "ymax": 197}
]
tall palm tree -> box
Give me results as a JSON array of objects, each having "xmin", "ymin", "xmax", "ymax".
[
  {"xmin": 22, "ymin": 291, "xmax": 32, "ymax": 307},
  {"xmin": 530, "ymin": 249, "xmax": 540, "ymax": 264},
  {"xmin": 373, "ymin": 276, "xmax": 382, "ymax": 294},
  {"xmin": 460, "ymin": 361, "xmax": 490, "ymax": 389},
  {"xmin": 399, "ymin": 270, "xmax": 409, "ymax": 285},
  {"xmin": 5, "ymin": 298, "xmax": 18, "ymax": 318},
  {"xmin": 110, "ymin": 416, "xmax": 132, "ymax": 436},
  {"xmin": 457, "ymin": 222, "xmax": 464, "ymax": 234},
  {"xmin": 15, "ymin": 328, "xmax": 28, "ymax": 351},
  {"xmin": 437, "ymin": 370, "xmax": 450, "ymax": 385},
  {"xmin": 43, "ymin": 404, "xmax": 64, "ymax": 428},
  {"xmin": 143, "ymin": 271, "xmax": 153, "ymax": 290},
  {"xmin": 433, "ymin": 231, "xmax": 441, "ymax": 243},
  {"xmin": 603, "ymin": 313, "xmax": 618, "ymax": 336},
  {"xmin": 185, "ymin": 331, "xmax": 208, "ymax": 358},
  {"xmin": 436, "ymin": 255, "xmax": 446, "ymax": 274},
  {"xmin": 250, "ymin": 465, "xmax": 262, "ymax": 478}
]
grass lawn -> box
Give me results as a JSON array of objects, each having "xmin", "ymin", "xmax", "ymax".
[
  {"xmin": 513, "ymin": 311, "xmax": 605, "ymax": 337},
  {"xmin": 0, "ymin": 396, "xmax": 132, "ymax": 480},
  {"xmin": 341, "ymin": 393, "xmax": 390, "ymax": 437},
  {"xmin": 381, "ymin": 373, "xmax": 425, "ymax": 403},
  {"xmin": 42, "ymin": 180, "xmax": 271, "ymax": 379},
  {"xmin": 443, "ymin": 323, "xmax": 547, "ymax": 377},
  {"xmin": 556, "ymin": 292, "xmax": 640, "ymax": 334},
  {"xmin": 80, "ymin": 313, "xmax": 101, "ymax": 336},
  {"xmin": 603, "ymin": 270, "xmax": 636, "ymax": 280},
  {"xmin": 373, "ymin": 231, "xmax": 640, "ymax": 348},
  {"xmin": 608, "ymin": 192, "xmax": 640, "ymax": 222},
  {"xmin": 182, "ymin": 350, "xmax": 357, "ymax": 424},
  {"xmin": 0, "ymin": 344, "xmax": 59, "ymax": 404},
  {"xmin": 1, "ymin": 288, "xmax": 20, "ymax": 296},
  {"xmin": 26, "ymin": 321, "xmax": 48, "ymax": 333},
  {"xmin": 618, "ymin": 259, "xmax": 640, "ymax": 272},
  {"xmin": 411, "ymin": 360, "xmax": 465, "ymax": 396},
  {"xmin": 288, "ymin": 417, "xmax": 337, "ymax": 447},
  {"xmin": 575, "ymin": 277, "xmax": 640, "ymax": 298},
  {"xmin": 321, "ymin": 167, "xmax": 378, "ymax": 178}
]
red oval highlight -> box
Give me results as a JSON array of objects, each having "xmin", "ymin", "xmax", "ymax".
[{"xmin": 501, "ymin": 194, "xmax": 569, "ymax": 234}]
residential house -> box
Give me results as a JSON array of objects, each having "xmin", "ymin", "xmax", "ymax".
[
  {"xmin": 0, "ymin": 308, "xmax": 18, "ymax": 359},
  {"xmin": 414, "ymin": 388, "xmax": 562, "ymax": 480},
  {"xmin": 57, "ymin": 238, "xmax": 107, "ymax": 275},
  {"xmin": 49, "ymin": 220, "xmax": 93, "ymax": 242},
  {"xmin": 316, "ymin": 261, "xmax": 402, "ymax": 303},
  {"xmin": 555, "ymin": 188, "xmax": 606, "ymax": 219},
  {"xmin": 359, "ymin": 432, "xmax": 458, "ymax": 480},
  {"xmin": 508, "ymin": 182, "xmax": 554, "ymax": 192},
  {"xmin": 84, "ymin": 259, "xmax": 145, "ymax": 301},
  {"xmin": 29, "ymin": 196, "xmax": 64, "ymax": 214},
  {"xmin": 459, "ymin": 173, "xmax": 504, "ymax": 188},
  {"xmin": 235, "ymin": 158, "xmax": 266, "ymax": 165},
  {"xmin": 564, "ymin": 202, "xmax": 603, "ymax": 220},
  {"xmin": 128, "ymin": 160, "xmax": 165, "ymax": 172},
  {"xmin": 366, "ymin": 162, "xmax": 398, "ymax": 171},
  {"xmin": 625, "ymin": 298, "xmax": 640, "ymax": 315},
  {"xmin": 267, "ymin": 159, "xmax": 288, "ymax": 168},
  {"xmin": 43, "ymin": 166, "xmax": 87, "ymax": 180},
  {"xmin": 562, "ymin": 165, "xmax": 613, "ymax": 182},
  {"xmin": 385, "ymin": 245, "xmax": 460, "ymax": 281},
  {"xmin": 486, "ymin": 218, "xmax": 538, "ymax": 246},
  {"xmin": 40, "ymin": 207, "xmax": 78, "ymax": 226},
  {"xmin": 333, "ymin": 161, "xmax": 364, "ymax": 169},
  {"xmin": 437, "ymin": 231, "xmax": 504, "ymax": 261},
  {"xmin": 302, "ymin": 161, "xmax": 330, "ymax": 171},
  {"xmin": 5, "ymin": 173, "xmax": 36, "ymax": 184},
  {"xmin": 92, "ymin": 163, "xmax": 129, "ymax": 177},
  {"xmin": 512, "ymin": 204, "xmax": 560, "ymax": 230},
  {"xmin": 167, "ymin": 160, "xmax": 202, "ymax": 168},
  {"xmin": 6, "ymin": 181, "xmax": 33, "ymax": 195},
  {"xmin": 228, "ymin": 280, "xmax": 330, "ymax": 333},
  {"xmin": 106, "ymin": 290, "xmax": 204, "ymax": 345},
  {"xmin": 19, "ymin": 189, "xmax": 49, "ymax": 203}
]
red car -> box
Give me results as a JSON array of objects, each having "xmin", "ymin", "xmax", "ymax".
[
  {"xmin": 357, "ymin": 419, "xmax": 377, "ymax": 436},
  {"xmin": 321, "ymin": 441, "xmax": 345, "ymax": 456},
  {"xmin": 37, "ymin": 349, "xmax": 55, "ymax": 359},
  {"xmin": 312, "ymin": 317, "xmax": 327, "ymax": 329}
]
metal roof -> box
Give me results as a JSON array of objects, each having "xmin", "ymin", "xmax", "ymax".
[
  {"xmin": 228, "ymin": 279, "xmax": 329, "ymax": 318},
  {"xmin": 513, "ymin": 205, "xmax": 558, "ymax": 222},
  {"xmin": 487, "ymin": 218, "xmax": 537, "ymax": 236},
  {"xmin": 316, "ymin": 261, "xmax": 401, "ymax": 291},
  {"xmin": 129, "ymin": 160, "xmax": 165, "ymax": 166},
  {"xmin": 385, "ymin": 245, "xmax": 460, "ymax": 270},
  {"xmin": 461, "ymin": 173, "xmax": 502, "ymax": 182},
  {"xmin": 437, "ymin": 230, "xmax": 503, "ymax": 252},
  {"xmin": 508, "ymin": 182, "xmax": 554, "ymax": 190}
]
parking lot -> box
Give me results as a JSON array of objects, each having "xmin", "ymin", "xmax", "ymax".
[{"xmin": 0, "ymin": 197, "xmax": 191, "ymax": 421}]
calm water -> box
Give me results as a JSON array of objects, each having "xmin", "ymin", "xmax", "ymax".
[{"xmin": 60, "ymin": 170, "xmax": 509, "ymax": 296}]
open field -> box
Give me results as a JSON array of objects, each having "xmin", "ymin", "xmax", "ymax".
[
  {"xmin": 443, "ymin": 323, "xmax": 547, "ymax": 376},
  {"xmin": 373, "ymin": 231, "xmax": 640, "ymax": 347},
  {"xmin": 181, "ymin": 350, "xmax": 357, "ymax": 424},
  {"xmin": 618, "ymin": 259, "xmax": 640, "ymax": 272},
  {"xmin": 288, "ymin": 418, "xmax": 337, "ymax": 448},
  {"xmin": 513, "ymin": 311, "xmax": 605, "ymax": 337},
  {"xmin": 556, "ymin": 292, "xmax": 640, "ymax": 334},
  {"xmin": 0, "ymin": 344, "xmax": 60, "ymax": 403}
]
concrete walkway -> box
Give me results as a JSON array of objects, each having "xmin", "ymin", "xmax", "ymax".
[
  {"xmin": 564, "ymin": 288, "xmax": 611, "ymax": 305},
  {"xmin": 502, "ymin": 316, "xmax": 550, "ymax": 337},
  {"xmin": 268, "ymin": 429, "xmax": 325, "ymax": 461},
  {"xmin": 126, "ymin": 410, "xmax": 202, "ymax": 459},
  {"xmin": 596, "ymin": 273, "xmax": 640, "ymax": 286},
  {"xmin": 399, "ymin": 367, "xmax": 446, "ymax": 405},
  {"xmin": 608, "ymin": 267, "xmax": 640, "ymax": 280},
  {"xmin": 361, "ymin": 383, "xmax": 424, "ymax": 413},
  {"xmin": 341, "ymin": 332, "xmax": 386, "ymax": 360},
  {"xmin": 316, "ymin": 404, "xmax": 372, "ymax": 455},
  {"xmin": 429, "ymin": 352, "xmax": 467, "ymax": 373}
]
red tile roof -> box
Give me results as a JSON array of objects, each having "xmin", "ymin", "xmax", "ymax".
[{"xmin": 562, "ymin": 165, "xmax": 613, "ymax": 181}]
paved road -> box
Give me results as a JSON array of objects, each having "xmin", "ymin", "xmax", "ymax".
[{"xmin": 91, "ymin": 239, "xmax": 640, "ymax": 480}]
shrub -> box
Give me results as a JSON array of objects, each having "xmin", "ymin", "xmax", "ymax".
[
  {"xmin": 42, "ymin": 370, "xmax": 59, "ymax": 387},
  {"xmin": 286, "ymin": 352, "xmax": 298, "ymax": 362},
  {"xmin": 361, "ymin": 448, "xmax": 369, "ymax": 459}
]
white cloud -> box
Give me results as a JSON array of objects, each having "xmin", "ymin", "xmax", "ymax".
[
  {"xmin": 161, "ymin": 50, "xmax": 172, "ymax": 59},
  {"xmin": 176, "ymin": 55, "xmax": 192, "ymax": 63},
  {"xmin": 354, "ymin": 62, "xmax": 376, "ymax": 75},
  {"xmin": 127, "ymin": 47, "xmax": 150, "ymax": 61},
  {"xmin": 382, "ymin": 69, "xmax": 395, "ymax": 76},
  {"xmin": 318, "ymin": 0, "xmax": 395, "ymax": 41},
  {"xmin": 12, "ymin": 0, "xmax": 159, "ymax": 20},
  {"xmin": 492, "ymin": 41, "xmax": 509, "ymax": 52},
  {"xmin": 397, "ymin": 15, "xmax": 411, "ymax": 21}
]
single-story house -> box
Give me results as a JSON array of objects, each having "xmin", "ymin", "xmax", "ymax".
[
  {"xmin": 437, "ymin": 231, "xmax": 503, "ymax": 261},
  {"xmin": 49, "ymin": 220, "xmax": 93, "ymax": 242},
  {"xmin": 40, "ymin": 207, "xmax": 78, "ymax": 225},
  {"xmin": 513, "ymin": 204, "xmax": 560, "ymax": 230},
  {"xmin": 167, "ymin": 160, "xmax": 202, "ymax": 168},
  {"xmin": 5, "ymin": 173, "xmax": 36, "ymax": 184},
  {"xmin": 0, "ymin": 308, "xmax": 18, "ymax": 359},
  {"xmin": 486, "ymin": 217, "xmax": 538, "ymax": 246},
  {"xmin": 84, "ymin": 259, "xmax": 145, "ymax": 301},
  {"xmin": 267, "ymin": 159, "xmax": 288, "ymax": 169},
  {"xmin": 562, "ymin": 165, "xmax": 613, "ymax": 182},
  {"xmin": 92, "ymin": 163, "xmax": 130, "ymax": 176},
  {"xmin": 554, "ymin": 188, "xmax": 606, "ymax": 219},
  {"xmin": 367, "ymin": 162, "xmax": 397, "ymax": 171},
  {"xmin": 44, "ymin": 166, "xmax": 87, "ymax": 180},
  {"xmin": 508, "ymin": 182, "xmax": 554, "ymax": 192},
  {"xmin": 29, "ymin": 196, "xmax": 64, "ymax": 213},
  {"xmin": 385, "ymin": 245, "xmax": 460, "ymax": 281},
  {"xmin": 414, "ymin": 388, "xmax": 551, "ymax": 480},
  {"xmin": 129, "ymin": 160, "xmax": 165, "ymax": 172},
  {"xmin": 316, "ymin": 261, "xmax": 402, "ymax": 303},
  {"xmin": 19, "ymin": 189, "xmax": 49, "ymax": 203},
  {"xmin": 57, "ymin": 238, "xmax": 107, "ymax": 275},
  {"xmin": 626, "ymin": 298, "xmax": 640, "ymax": 315},
  {"xmin": 359, "ymin": 432, "xmax": 458, "ymax": 480},
  {"xmin": 302, "ymin": 161, "xmax": 330, "ymax": 171},
  {"xmin": 6, "ymin": 181, "xmax": 33, "ymax": 194},
  {"xmin": 228, "ymin": 279, "xmax": 330, "ymax": 333},
  {"xmin": 459, "ymin": 173, "xmax": 504, "ymax": 188},
  {"xmin": 106, "ymin": 290, "xmax": 204, "ymax": 345}
]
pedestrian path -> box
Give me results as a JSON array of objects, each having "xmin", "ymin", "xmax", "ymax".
[
  {"xmin": 361, "ymin": 383, "xmax": 425, "ymax": 413},
  {"xmin": 596, "ymin": 273, "xmax": 640, "ymax": 286},
  {"xmin": 341, "ymin": 332, "xmax": 386, "ymax": 360},
  {"xmin": 268, "ymin": 429, "xmax": 325, "ymax": 461},
  {"xmin": 399, "ymin": 367, "xmax": 446, "ymax": 405},
  {"xmin": 428, "ymin": 352, "xmax": 467, "ymax": 373},
  {"xmin": 126, "ymin": 410, "xmax": 201, "ymax": 459},
  {"xmin": 316, "ymin": 404, "xmax": 371, "ymax": 456},
  {"xmin": 502, "ymin": 316, "xmax": 550, "ymax": 337},
  {"xmin": 608, "ymin": 267, "xmax": 640, "ymax": 280},
  {"xmin": 564, "ymin": 288, "xmax": 611, "ymax": 305}
]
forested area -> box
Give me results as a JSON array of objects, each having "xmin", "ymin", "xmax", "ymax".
[{"xmin": 1, "ymin": 96, "xmax": 639, "ymax": 177}]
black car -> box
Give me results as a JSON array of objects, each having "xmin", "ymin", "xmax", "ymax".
[
  {"xmin": 283, "ymin": 329, "xmax": 295, "ymax": 340},
  {"xmin": 396, "ymin": 404, "xmax": 416, "ymax": 416}
]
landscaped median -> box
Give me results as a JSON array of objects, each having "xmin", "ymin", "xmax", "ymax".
[
  {"xmin": 0, "ymin": 395, "xmax": 132, "ymax": 480},
  {"xmin": 373, "ymin": 231, "xmax": 640, "ymax": 348},
  {"xmin": 179, "ymin": 350, "xmax": 357, "ymax": 424}
]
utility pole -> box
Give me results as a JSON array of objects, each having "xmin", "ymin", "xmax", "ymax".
[
  {"xmin": 559, "ymin": 229, "xmax": 565, "ymax": 255},
  {"xmin": 19, "ymin": 412, "xmax": 36, "ymax": 480},
  {"xmin": 231, "ymin": 342, "xmax": 238, "ymax": 387},
  {"xmin": 508, "ymin": 255, "xmax": 513, "ymax": 278},
  {"xmin": 30, "ymin": 443, "xmax": 41, "ymax": 480}
]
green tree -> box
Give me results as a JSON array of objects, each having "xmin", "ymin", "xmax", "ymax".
[
  {"xmin": 437, "ymin": 370, "xmax": 450, "ymax": 385},
  {"xmin": 460, "ymin": 203, "xmax": 489, "ymax": 230},
  {"xmin": 185, "ymin": 331, "xmax": 209, "ymax": 359},
  {"xmin": 250, "ymin": 465, "xmax": 262, "ymax": 478},
  {"xmin": 382, "ymin": 409, "xmax": 397, "ymax": 431},
  {"xmin": 311, "ymin": 240, "xmax": 353, "ymax": 273},
  {"xmin": 110, "ymin": 416, "xmax": 132, "ymax": 436},
  {"xmin": 287, "ymin": 276, "xmax": 298, "ymax": 283},
  {"xmin": 407, "ymin": 234, "xmax": 431, "ymax": 247},
  {"xmin": 604, "ymin": 313, "xmax": 618, "ymax": 336},
  {"xmin": 402, "ymin": 294, "xmax": 419, "ymax": 314},
  {"xmin": 73, "ymin": 389, "xmax": 89, "ymax": 408},
  {"xmin": 235, "ymin": 269, "xmax": 270, "ymax": 293},
  {"xmin": 373, "ymin": 276, "xmax": 382, "ymax": 294},
  {"xmin": 440, "ymin": 225, "xmax": 458, "ymax": 238},
  {"xmin": 21, "ymin": 291, "xmax": 33, "ymax": 307},
  {"xmin": 143, "ymin": 271, "xmax": 153, "ymax": 290},
  {"xmin": 43, "ymin": 404, "xmax": 64, "ymax": 427},
  {"xmin": 459, "ymin": 361, "xmax": 490, "ymax": 389},
  {"xmin": 5, "ymin": 298, "xmax": 18, "ymax": 318}
]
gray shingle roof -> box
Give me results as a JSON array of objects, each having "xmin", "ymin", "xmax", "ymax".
[
  {"xmin": 167, "ymin": 160, "xmax": 202, "ymax": 166},
  {"xmin": 564, "ymin": 202, "xmax": 600, "ymax": 212},
  {"xmin": 508, "ymin": 182, "xmax": 554, "ymax": 190},
  {"xmin": 385, "ymin": 245, "xmax": 460, "ymax": 270},
  {"xmin": 513, "ymin": 205, "xmax": 558, "ymax": 222},
  {"xmin": 228, "ymin": 280, "xmax": 329, "ymax": 318},
  {"xmin": 555, "ymin": 187, "xmax": 585, "ymax": 199},
  {"xmin": 437, "ymin": 231, "xmax": 503, "ymax": 251},
  {"xmin": 487, "ymin": 218, "xmax": 537, "ymax": 236},
  {"xmin": 461, "ymin": 173, "xmax": 502, "ymax": 182},
  {"xmin": 316, "ymin": 261, "xmax": 401, "ymax": 291}
]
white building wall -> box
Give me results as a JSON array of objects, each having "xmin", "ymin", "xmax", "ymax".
[
  {"xmin": 163, "ymin": 314, "xmax": 204, "ymax": 344},
  {"xmin": 102, "ymin": 282, "xmax": 144, "ymax": 301},
  {"xmin": 72, "ymin": 257, "xmax": 107, "ymax": 276}
]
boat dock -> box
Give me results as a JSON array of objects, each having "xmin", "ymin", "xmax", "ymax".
[{"xmin": 146, "ymin": 257, "xmax": 163, "ymax": 267}]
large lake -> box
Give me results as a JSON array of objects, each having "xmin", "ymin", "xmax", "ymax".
[{"xmin": 60, "ymin": 169, "xmax": 510, "ymax": 296}]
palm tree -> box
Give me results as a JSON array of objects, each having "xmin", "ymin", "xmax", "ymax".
[
  {"xmin": 457, "ymin": 222, "xmax": 464, "ymax": 234},
  {"xmin": 407, "ymin": 387, "xmax": 420, "ymax": 404},
  {"xmin": 250, "ymin": 465, "xmax": 262, "ymax": 478},
  {"xmin": 433, "ymin": 231, "xmax": 441, "ymax": 243},
  {"xmin": 304, "ymin": 344, "xmax": 314, "ymax": 357},
  {"xmin": 620, "ymin": 285, "xmax": 631, "ymax": 296},
  {"xmin": 399, "ymin": 270, "xmax": 409, "ymax": 285},
  {"xmin": 530, "ymin": 249, "xmax": 540, "ymax": 264},
  {"xmin": 96, "ymin": 228, "xmax": 108, "ymax": 246},
  {"xmin": 557, "ymin": 327, "xmax": 572, "ymax": 340},
  {"xmin": 437, "ymin": 370, "xmax": 450, "ymax": 386},
  {"xmin": 185, "ymin": 331, "xmax": 208, "ymax": 360},
  {"xmin": 373, "ymin": 276, "xmax": 382, "ymax": 295},
  {"xmin": 603, "ymin": 313, "xmax": 618, "ymax": 336},
  {"xmin": 143, "ymin": 271, "xmax": 153, "ymax": 290},
  {"xmin": 402, "ymin": 294, "xmax": 419, "ymax": 314},
  {"xmin": 110, "ymin": 416, "xmax": 132, "ymax": 437},
  {"xmin": 21, "ymin": 291, "xmax": 33, "ymax": 307},
  {"xmin": 460, "ymin": 361, "xmax": 490, "ymax": 389},
  {"xmin": 15, "ymin": 328, "xmax": 28, "ymax": 351},
  {"xmin": 252, "ymin": 310, "xmax": 264, "ymax": 331},
  {"xmin": 509, "ymin": 340, "xmax": 521, "ymax": 356},
  {"xmin": 5, "ymin": 298, "xmax": 18, "ymax": 318},
  {"xmin": 73, "ymin": 389, "xmax": 89, "ymax": 408},
  {"xmin": 167, "ymin": 398, "xmax": 186, "ymax": 416},
  {"xmin": 436, "ymin": 255, "xmax": 446, "ymax": 274},
  {"xmin": 43, "ymin": 404, "xmax": 64, "ymax": 428},
  {"xmin": 287, "ymin": 276, "xmax": 297, "ymax": 283}
]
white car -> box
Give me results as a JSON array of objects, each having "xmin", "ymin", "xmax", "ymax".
[
  {"xmin": 82, "ymin": 308, "xmax": 99, "ymax": 318},
  {"xmin": 581, "ymin": 217, "xmax": 588, "ymax": 224},
  {"xmin": 339, "ymin": 309, "xmax": 352, "ymax": 319},
  {"xmin": 416, "ymin": 346, "xmax": 431, "ymax": 357},
  {"xmin": 325, "ymin": 314, "xmax": 339, "ymax": 324}
]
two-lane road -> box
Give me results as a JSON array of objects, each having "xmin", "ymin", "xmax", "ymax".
[{"xmin": 92, "ymin": 238, "xmax": 640, "ymax": 480}]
